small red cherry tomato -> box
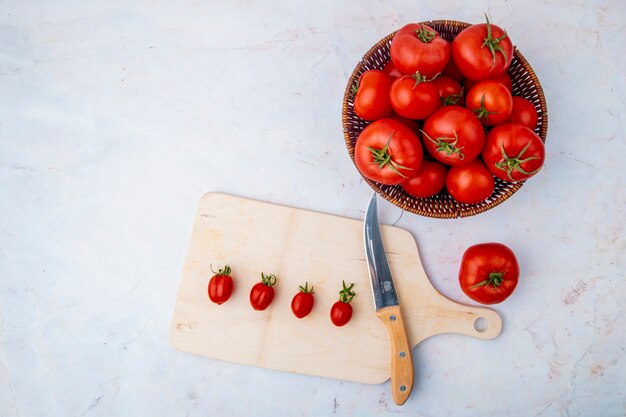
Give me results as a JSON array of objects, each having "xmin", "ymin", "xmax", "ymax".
[
  {"xmin": 208, "ymin": 265, "xmax": 234, "ymax": 305},
  {"xmin": 249, "ymin": 273, "xmax": 277, "ymax": 311},
  {"xmin": 507, "ymin": 97, "xmax": 538, "ymax": 129},
  {"xmin": 330, "ymin": 281, "xmax": 356, "ymax": 327},
  {"xmin": 291, "ymin": 282, "xmax": 315, "ymax": 319}
]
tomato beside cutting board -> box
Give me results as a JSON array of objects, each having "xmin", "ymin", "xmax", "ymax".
[{"xmin": 459, "ymin": 243, "xmax": 520, "ymax": 304}]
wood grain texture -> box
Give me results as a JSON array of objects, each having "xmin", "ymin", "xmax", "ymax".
[
  {"xmin": 377, "ymin": 305, "xmax": 413, "ymax": 405},
  {"xmin": 170, "ymin": 193, "xmax": 502, "ymax": 384}
]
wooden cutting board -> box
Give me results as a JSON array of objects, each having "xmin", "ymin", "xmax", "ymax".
[{"xmin": 170, "ymin": 193, "xmax": 502, "ymax": 384}]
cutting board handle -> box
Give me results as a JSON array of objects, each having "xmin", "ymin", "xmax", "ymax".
[{"xmin": 426, "ymin": 296, "xmax": 503, "ymax": 341}]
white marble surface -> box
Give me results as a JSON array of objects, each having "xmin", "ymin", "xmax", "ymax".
[{"xmin": 1, "ymin": 1, "xmax": 624, "ymax": 416}]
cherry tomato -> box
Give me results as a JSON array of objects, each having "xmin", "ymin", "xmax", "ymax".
[
  {"xmin": 383, "ymin": 61, "xmax": 403, "ymax": 80},
  {"xmin": 390, "ymin": 75, "xmax": 440, "ymax": 120},
  {"xmin": 452, "ymin": 15, "xmax": 513, "ymax": 80},
  {"xmin": 459, "ymin": 243, "xmax": 519, "ymax": 304},
  {"xmin": 208, "ymin": 265, "xmax": 234, "ymax": 305},
  {"xmin": 249, "ymin": 273, "xmax": 277, "ymax": 311},
  {"xmin": 421, "ymin": 106, "xmax": 485, "ymax": 166},
  {"xmin": 330, "ymin": 281, "xmax": 356, "ymax": 327},
  {"xmin": 354, "ymin": 119, "xmax": 423, "ymax": 185},
  {"xmin": 507, "ymin": 97, "xmax": 538, "ymax": 129},
  {"xmin": 291, "ymin": 282, "xmax": 315, "ymax": 319},
  {"xmin": 465, "ymin": 80, "xmax": 513, "ymax": 126},
  {"xmin": 482, "ymin": 123, "xmax": 545, "ymax": 182},
  {"xmin": 464, "ymin": 73, "xmax": 512, "ymax": 94},
  {"xmin": 433, "ymin": 76, "xmax": 463, "ymax": 106},
  {"xmin": 446, "ymin": 159, "xmax": 495, "ymax": 204},
  {"xmin": 401, "ymin": 160, "xmax": 447, "ymax": 198},
  {"xmin": 390, "ymin": 23, "xmax": 450, "ymax": 77},
  {"xmin": 352, "ymin": 70, "xmax": 393, "ymax": 121},
  {"xmin": 442, "ymin": 58, "xmax": 464, "ymax": 83}
]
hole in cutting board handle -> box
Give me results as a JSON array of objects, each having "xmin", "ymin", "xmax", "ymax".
[{"xmin": 474, "ymin": 317, "xmax": 488, "ymax": 333}]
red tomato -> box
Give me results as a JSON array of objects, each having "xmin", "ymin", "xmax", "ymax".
[
  {"xmin": 465, "ymin": 80, "xmax": 513, "ymax": 126},
  {"xmin": 383, "ymin": 61, "xmax": 403, "ymax": 80},
  {"xmin": 208, "ymin": 265, "xmax": 234, "ymax": 305},
  {"xmin": 352, "ymin": 70, "xmax": 393, "ymax": 121},
  {"xmin": 464, "ymin": 73, "xmax": 512, "ymax": 94},
  {"xmin": 442, "ymin": 58, "xmax": 464, "ymax": 83},
  {"xmin": 291, "ymin": 282, "xmax": 315, "ymax": 319},
  {"xmin": 452, "ymin": 15, "xmax": 514, "ymax": 80},
  {"xmin": 354, "ymin": 119, "xmax": 423, "ymax": 185},
  {"xmin": 390, "ymin": 23, "xmax": 450, "ymax": 77},
  {"xmin": 433, "ymin": 76, "xmax": 463, "ymax": 106},
  {"xmin": 330, "ymin": 281, "xmax": 356, "ymax": 327},
  {"xmin": 446, "ymin": 159, "xmax": 495, "ymax": 204},
  {"xmin": 459, "ymin": 243, "xmax": 519, "ymax": 304},
  {"xmin": 249, "ymin": 273, "xmax": 277, "ymax": 311},
  {"xmin": 389, "ymin": 113, "xmax": 420, "ymax": 133},
  {"xmin": 421, "ymin": 106, "xmax": 485, "ymax": 166},
  {"xmin": 482, "ymin": 123, "xmax": 545, "ymax": 182},
  {"xmin": 508, "ymin": 97, "xmax": 538, "ymax": 129},
  {"xmin": 401, "ymin": 160, "xmax": 447, "ymax": 198},
  {"xmin": 390, "ymin": 75, "xmax": 440, "ymax": 120}
]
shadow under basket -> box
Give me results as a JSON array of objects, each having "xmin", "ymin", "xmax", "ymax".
[{"xmin": 342, "ymin": 20, "xmax": 548, "ymax": 219}]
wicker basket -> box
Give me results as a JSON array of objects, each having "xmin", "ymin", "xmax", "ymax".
[{"xmin": 342, "ymin": 20, "xmax": 548, "ymax": 218}]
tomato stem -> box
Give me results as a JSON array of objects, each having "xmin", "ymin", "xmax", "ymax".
[
  {"xmin": 367, "ymin": 131, "xmax": 413, "ymax": 179},
  {"xmin": 472, "ymin": 93, "xmax": 498, "ymax": 124},
  {"xmin": 338, "ymin": 280, "xmax": 356, "ymax": 303},
  {"xmin": 481, "ymin": 13, "xmax": 509, "ymax": 70},
  {"xmin": 210, "ymin": 264, "xmax": 231, "ymax": 276},
  {"xmin": 411, "ymin": 71, "xmax": 438, "ymax": 88},
  {"xmin": 298, "ymin": 282, "xmax": 314, "ymax": 294},
  {"xmin": 415, "ymin": 24, "xmax": 436, "ymax": 43},
  {"xmin": 260, "ymin": 272, "xmax": 277, "ymax": 287},
  {"xmin": 442, "ymin": 93, "xmax": 463, "ymax": 106},
  {"xmin": 470, "ymin": 272, "xmax": 505, "ymax": 288},
  {"xmin": 495, "ymin": 140, "xmax": 541, "ymax": 181},
  {"xmin": 420, "ymin": 129, "xmax": 465, "ymax": 160}
]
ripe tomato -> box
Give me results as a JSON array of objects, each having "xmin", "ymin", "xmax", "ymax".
[
  {"xmin": 389, "ymin": 113, "xmax": 420, "ymax": 133},
  {"xmin": 442, "ymin": 58, "xmax": 464, "ymax": 83},
  {"xmin": 354, "ymin": 119, "xmax": 423, "ymax": 185},
  {"xmin": 330, "ymin": 281, "xmax": 356, "ymax": 327},
  {"xmin": 352, "ymin": 70, "xmax": 393, "ymax": 121},
  {"xmin": 249, "ymin": 273, "xmax": 277, "ymax": 311},
  {"xmin": 390, "ymin": 23, "xmax": 450, "ymax": 77},
  {"xmin": 464, "ymin": 73, "xmax": 512, "ymax": 95},
  {"xmin": 446, "ymin": 159, "xmax": 495, "ymax": 204},
  {"xmin": 291, "ymin": 282, "xmax": 315, "ymax": 319},
  {"xmin": 465, "ymin": 80, "xmax": 513, "ymax": 126},
  {"xmin": 401, "ymin": 160, "xmax": 447, "ymax": 198},
  {"xmin": 482, "ymin": 123, "xmax": 545, "ymax": 182},
  {"xmin": 208, "ymin": 265, "xmax": 234, "ymax": 305},
  {"xmin": 433, "ymin": 76, "xmax": 463, "ymax": 106},
  {"xmin": 383, "ymin": 61, "xmax": 403, "ymax": 80},
  {"xmin": 459, "ymin": 243, "xmax": 519, "ymax": 304},
  {"xmin": 508, "ymin": 97, "xmax": 538, "ymax": 129},
  {"xmin": 421, "ymin": 106, "xmax": 485, "ymax": 166},
  {"xmin": 390, "ymin": 75, "xmax": 440, "ymax": 120},
  {"xmin": 452, "ymin": 15, "xmax": 513, "ymax": 80}
]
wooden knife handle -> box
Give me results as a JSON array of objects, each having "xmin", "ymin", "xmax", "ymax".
[{"xmin": 376, "ymin": 305, "xmax": 414, "ymax": 405}]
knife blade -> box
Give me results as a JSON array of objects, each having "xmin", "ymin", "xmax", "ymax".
[{"xmin": 364, "ymin": 193, "xmax": 414, "ymax": 405}]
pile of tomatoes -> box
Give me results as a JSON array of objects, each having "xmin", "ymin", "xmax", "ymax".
[{"xmin": 352, "ymin": 16, "xmax": 545, "ymax": 204}]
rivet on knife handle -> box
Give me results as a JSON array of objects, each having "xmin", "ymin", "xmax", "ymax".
[{"xmin": 377, "ymin": 305, "xmax": 414, "ymax": 405}]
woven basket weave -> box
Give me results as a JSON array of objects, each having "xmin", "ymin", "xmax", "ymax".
[{"xmin": 342, "ymin": 20, "xmax": 548, "ymax": 218}]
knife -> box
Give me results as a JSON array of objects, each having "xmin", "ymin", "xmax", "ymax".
[{"xmin": 364, "ymin": 193, "xmax": 414, "ymax": 405}]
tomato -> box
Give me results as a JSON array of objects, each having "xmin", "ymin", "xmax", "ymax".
[
  {"xmin": 383, "ymin": 61, "xmax": 403, "ymax": 80},
  {"xmin": 442, "ymin": 58, "xmax": 464, "ymax": 83},
  {"xmin": 433, "ymin": 76, "xmax": 463, "ymax": 106},
  {"xmin": 354, "ymin": 119, "xmax": 423, "ymax": 185},
  {"xmin": 452, "ymin": 15, "xmax": 513, "ymax": 80},
  {"xmin": 390, "ymin": 75, "xmax": 440, "ymax": 120},
  {"xmin": 330, "ymin": 281, "xmax": 356, "ymax": 327},
  {"xmin": 446, "ymin": 159, "xmax": 495, "ymax": 204},
  {"xmin": 208, "ymin": 265, "xmax": 234, "ymax": 305},
  {"xmin": 401, "ymin": 160, "xmax": 447, "ymax": 198},
  {"xmin": 482, "ymin": 123, "xmax": 545, "ymax": 182},
  {"xmin": 465, "ymin": 80, "xmax": 513, "ymax": 126},
  {"xmin": 390, "ymin": 23, "xmax": 450, "ymax": 77},
  {"xmin": 464, "ymin": 73, "xmax": 512, "ymax": 95},
  {"xmin": 249, "ymin": 273, "xmax": 277, "ymax": 311},
  {"xmin": 421, "ymin": 106, "xmax": 485, "ymax": 166},
  {"xmin": 459, "ymin": 243, "xmax": 519, "ymax": 304},
  {"xmin": 291, "ymin": 282, "xmax": 315, "ymax": 319},
  {"xmin": 352, "ymin": 70, "xmax": 393, "ymax": 121},
  {"xmin": 507, "ymin": 97, "xmax": 538, "ymax": 129},
  {"xmin": 389, "ymin": 113, "xmax": 420, "ymax": 133}
]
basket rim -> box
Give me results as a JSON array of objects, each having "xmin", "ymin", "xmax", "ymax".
[{"xmin": 341, "ymin": 19, "xmax": 548, "ymax": 219}]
